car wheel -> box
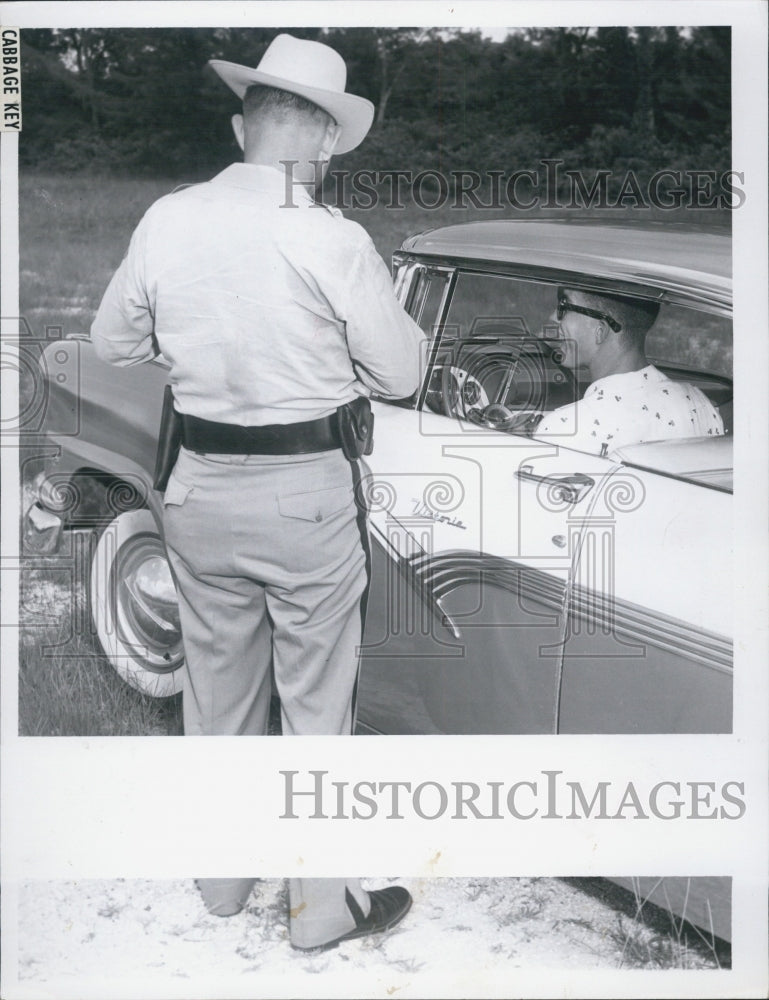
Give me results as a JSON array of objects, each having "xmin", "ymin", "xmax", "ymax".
[{"xmin": 90, "ymin": 509, "xmax": 184, "ymax": 697}]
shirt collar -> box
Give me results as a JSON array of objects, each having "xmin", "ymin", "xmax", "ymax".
[
  {"xmin": 585, "ymin": 365, "xmax": 660, "ymax": 396},
  {"xmin": 211, "ymin": 162, "xmax": 315, "ymax": 206}
]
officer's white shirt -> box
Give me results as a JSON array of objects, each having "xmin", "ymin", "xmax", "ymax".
[
  {"xmin": 91, "ymin": 163, "xmax": 425, "ymax": 424},
  {"xmin": 535, "ymin": 364, "xmax": 724, "ymax": 456}
]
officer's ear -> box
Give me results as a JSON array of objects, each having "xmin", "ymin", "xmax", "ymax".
[
  {"xmin": 319, "ymin": 121, "xmax": 342, "ymax": 162},
  {"xmin": 231, "ymin": 114, "xmax": 245, "ymax": 152},
  {"xmin": 594, "ymin": 320, "xmax": 611, "ymax": 346}
]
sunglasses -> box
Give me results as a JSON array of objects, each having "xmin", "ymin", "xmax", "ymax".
[{"xmin": 557, "ymin": 296, "xmax": 622, "ymax": 332}]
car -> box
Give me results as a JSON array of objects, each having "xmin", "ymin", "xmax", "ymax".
[
  {"xmin": 356, "ymin": 220, "xmax": 732, "ymax": 738},
  {"xmin": 22, "ymin": 218, "xmax": 734, "ymax": 943},
  {"xmin": 24, "ymin": 218, "xmax": 733, "ymax": 730}
]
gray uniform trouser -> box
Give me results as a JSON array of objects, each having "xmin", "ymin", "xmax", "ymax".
[{"xmin": 162, "ymin": 446, "xmax": 371, "ymax": 947}]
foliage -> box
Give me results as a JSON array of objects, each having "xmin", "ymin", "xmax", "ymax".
[{"xmin": 20, "ymin": 27, "xmax": 731, "ymax": 180}]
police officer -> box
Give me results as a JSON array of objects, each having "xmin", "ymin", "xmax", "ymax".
[{"xmin": 91, "ymin": 33, "xmax": 423, "ymax": 951}]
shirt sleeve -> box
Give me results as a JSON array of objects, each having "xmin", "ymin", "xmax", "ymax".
[
  {"xmin": 90, "ymin": 215, "xmax": 159, "ymax": 366},
  {"xmin": 337, "ymin": 235, "xmax": 426, "ymax": 399},
  {"xmin": 535, "ymin": 399, "xmax": 604, "ymax": 455},
  {"xmin": 535, "ymin": 402, "xmax": 578, "ymax": 438}
]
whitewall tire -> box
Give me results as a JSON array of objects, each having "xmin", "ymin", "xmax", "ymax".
[{"xmin": 90, "ymin": 509, "xmax": 184, "ymax": 697}]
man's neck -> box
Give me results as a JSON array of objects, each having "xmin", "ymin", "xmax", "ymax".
[
  {"xmin": 244, "ymin": 155, "xmax": 319, "ymax": 194},
  {"xmin": 589, "ymin": 349, "xmax": 648, "ymax": 382}
]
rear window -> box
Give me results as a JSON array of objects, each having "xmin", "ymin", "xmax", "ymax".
[{"xmin": 645, "ymin": 304, "xmax": 732, "ymax": 378}]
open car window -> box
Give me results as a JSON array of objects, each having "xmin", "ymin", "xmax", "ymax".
[
  {"xmin": 421, "ymin": 271, "xmax": 579, "ymax": 421},
  {"xmin": 439, "ymin": 272, "xmax": 555, "ymax": 340},
  {"xmin": 411, "ymin": 267, "xmax": 733, "ymax": 488}
]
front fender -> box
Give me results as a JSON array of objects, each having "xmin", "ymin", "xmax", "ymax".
[
  {"xmin": 39, "ymin": 338, "xmax": 167, "ymax": 524},
  {"xmin": 43, "ymin": 433, "xmax": 163, "ymax": 525}
]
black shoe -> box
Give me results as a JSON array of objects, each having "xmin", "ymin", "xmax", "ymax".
[{"xmin": 292, "ymin": 886, "xmax": 412, "ymax": 952}]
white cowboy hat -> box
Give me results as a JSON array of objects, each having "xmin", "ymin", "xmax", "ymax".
[{"xmin": 209, "ymin": 34, "xmax": 375, "ymax": 154}]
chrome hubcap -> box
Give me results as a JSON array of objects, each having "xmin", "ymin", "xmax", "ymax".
[
  {"xmin": 114, "ymin": 534, "xmax": 183, "ymax": 672},
  {"xmin": 125, "ymin": 555, "xmax": 180, "ymax": 632}
]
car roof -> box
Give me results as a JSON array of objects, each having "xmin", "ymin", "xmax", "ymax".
[{"xmin": 400, "ymin": 220, "xmax": 732, "ymax": 310}]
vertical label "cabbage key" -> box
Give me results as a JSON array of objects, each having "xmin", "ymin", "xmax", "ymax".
[{"xmin": 1, "ymin": 27, "xmax": 21, "ymax": 133}]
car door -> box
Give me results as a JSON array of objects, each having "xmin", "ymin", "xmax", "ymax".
[
  {"xmin": 356, "ymin": 267, "xmax": 604, "ymax": 734},
  {"xmin": 556, "ymin": 444, "xmax": 733, "ymax": 733},
  {"xmin": 552, "ymin": 293, "xmax": 734, "ymax": 734}
]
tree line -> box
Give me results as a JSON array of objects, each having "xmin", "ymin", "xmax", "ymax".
[{"xmin": 20, "ymin": 26, "xmax": 731, "ymax": 187}]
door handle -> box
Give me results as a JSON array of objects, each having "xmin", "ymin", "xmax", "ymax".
[{"xmin": 515, "ymin": 466, "xmax": 594, "ymax": 504}]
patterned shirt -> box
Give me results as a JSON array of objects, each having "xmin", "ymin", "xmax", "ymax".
[
  {"xmin": 535, "ymin": 364, "xmax": 724, "ymax": 456},
  {"xmin": 91, "ymin": 163, "xmax": 425, "ymax": 424}
]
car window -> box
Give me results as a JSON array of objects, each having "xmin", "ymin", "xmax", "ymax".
[
  {"xmin": 422, "ymin": 271, "xmax": 578, "ymax": 420},
  {"xmin": 410, "ymin": 268, "xmax": 452, "ymax": 334},
  {"xmin": 646, "ymin": 304, "xmax": 732, "ymax": 378},
  {"xmin": 441, "ymin": 272, "xmax": 556, "ymax": 340},
  {"xmin": 413, "ymin": 267, "xmax": 733, "ymax": 488}
]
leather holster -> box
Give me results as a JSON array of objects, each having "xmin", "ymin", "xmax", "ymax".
[
  {"xmin": 153, "ymin": 384, "xmax": 183, "ymax": 492},
  {"xmin": 336, "ymin": 396, "xmax": 374, "ymax": 460}
]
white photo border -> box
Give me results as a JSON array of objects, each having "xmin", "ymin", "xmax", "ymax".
[{"xmin": 1, "ymin": 2, "xmax": 766, "ymax": 998}]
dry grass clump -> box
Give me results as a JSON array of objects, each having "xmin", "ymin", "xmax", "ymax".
[{"xmin": 19, "ymin": 540, "xmax": 183, "ymax": 737}]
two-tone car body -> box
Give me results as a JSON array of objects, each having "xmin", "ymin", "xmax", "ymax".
[{"xmin": 360, "ymin": 220, "xmax": 732, "ymax": 737}]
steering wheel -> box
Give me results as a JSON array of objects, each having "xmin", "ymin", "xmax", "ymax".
[
  {"xmin": 468, "ymin": 402, "xmax": 529, "ymax": 431},
  {"xmin": 440, "ymin": 362, "xmax": 489, "ymax": 420},
  {"xmin": 440, "ymin": 344, "xmax": 527, "ymax": 426},
  {"xmin": 440, "ymin": 347, "xmax": 553, "ymax": 435},
  {"xmin": 468, "ymin": 403, "xmax": 546, "ymax": 436}
]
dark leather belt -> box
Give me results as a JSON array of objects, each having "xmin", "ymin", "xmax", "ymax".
[{"xmin": 181, "ymin": 412, "xmax": 341, "ymax": 455}]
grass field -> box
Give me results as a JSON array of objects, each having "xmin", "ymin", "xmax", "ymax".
[
  {"xmin": 20, "ymin": 175, "xmax": 175, "ymax": 340},
  {"xmin": 20, "ymin": 171, "xmax": 507, "ymax": 340},
  {"xmin": 19, "ymin": 517, "xmax": 184, "ymax": 737},
  {"xmin": 19, "ymin": 170, "xmax": 729, "ymax": 340}
]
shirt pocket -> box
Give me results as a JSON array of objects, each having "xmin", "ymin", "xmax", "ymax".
[{"xmin": 278, "ymin": 485, "xmax": 352, "ymax": 523}]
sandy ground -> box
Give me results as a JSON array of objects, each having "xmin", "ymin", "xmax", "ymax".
[{"xmin": 11, "ymin": 875, "xmax": 719, "ymax": 1000}]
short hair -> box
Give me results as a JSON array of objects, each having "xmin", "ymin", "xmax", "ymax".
[
  {"xmin": 243, "ymin": 84, "xmax": 335, "ymax": 129},
  {"xmin": 570, "ymin": 288, "xmax": 661, "ymax": 349}
]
